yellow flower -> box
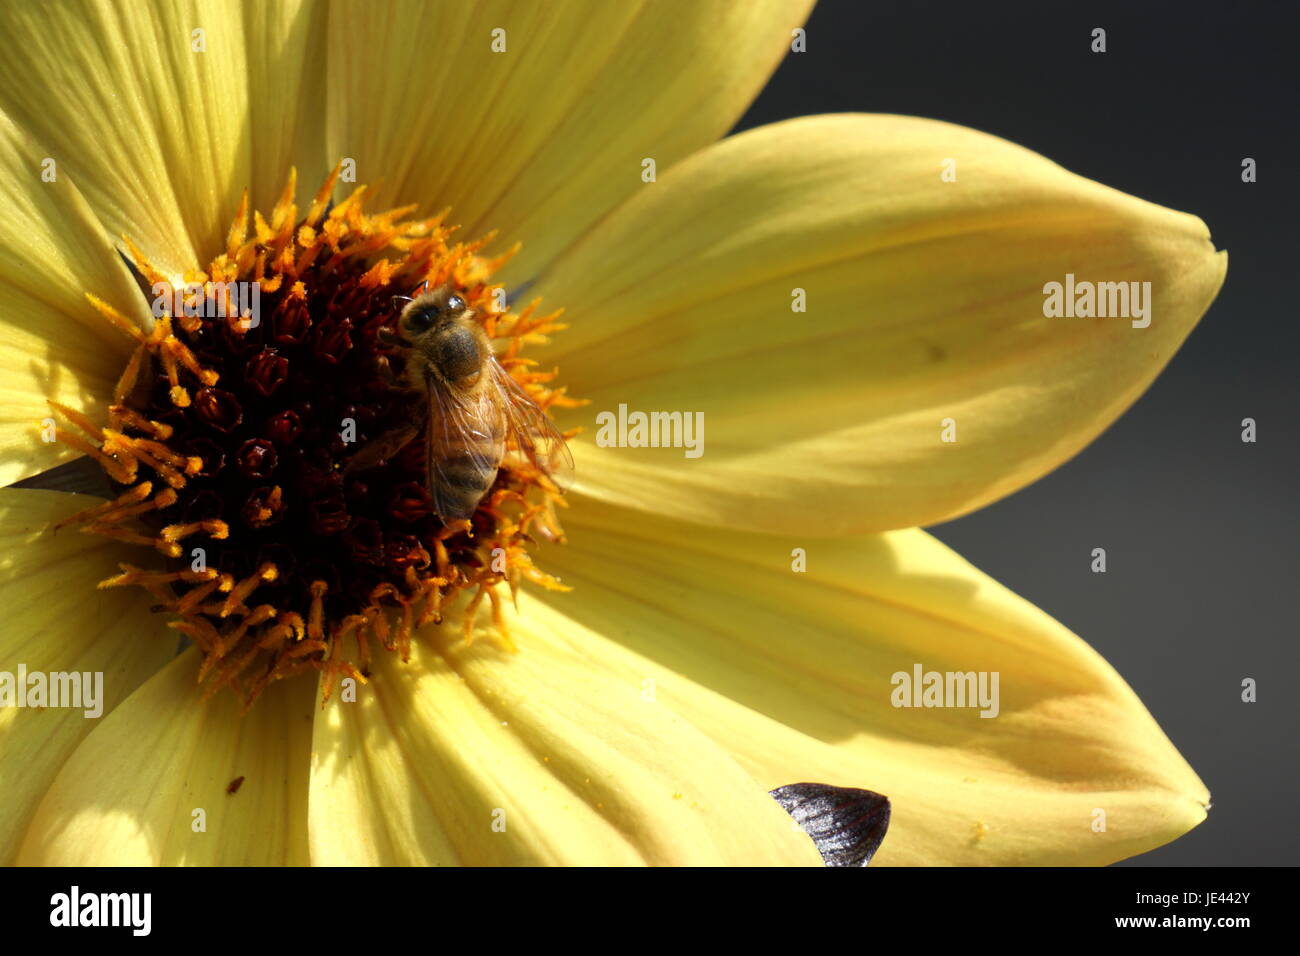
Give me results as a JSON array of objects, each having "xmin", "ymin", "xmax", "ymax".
[{"xmin": 0, "ymin": 0, "xmax": 1224, "ymax": 866}]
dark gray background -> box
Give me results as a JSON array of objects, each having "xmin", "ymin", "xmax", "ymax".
[{"xmin": 733, "ymin": 0, "xmax": 1298, "ymax": 865}]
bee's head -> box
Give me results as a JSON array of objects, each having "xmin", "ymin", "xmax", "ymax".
[{"xmin": 396, "ymin": 283, "xmax": 471, "ymax": 340}]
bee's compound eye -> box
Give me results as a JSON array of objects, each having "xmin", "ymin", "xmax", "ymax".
[
  {"xmin": 405, "ymin": 306, "xmax": 438, "ymax": 332},
  {"xmin": 446, "ymin": 295, "xmax": 465, "ymax": 311}
]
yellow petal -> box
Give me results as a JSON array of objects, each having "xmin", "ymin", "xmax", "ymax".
[
  {"xmin": 0, "ymin": 490, "xmax": 176, "ymax": 863},
  {"xmin": 534, "ymin": 114, "xmax": 1227, "ymax": 535},
  {"xmin": 17, "ymin": 649, "xmax": 315, "ymax": 865},
  {"xmin": 526, "ymin": 497, "xmax": 1208, "ymax": 865},
  {"xmin": 324, "ymin": 0, "xmax": 812, "ymax": 283},
  {"xmin": 0, "ymin": 0, "xmax": 330, "ymax": 275},
  {"xmin": 0, "ymin": 108, "xmax": 150, "ymax": 485},
  {"xmin": 240, "ymin": 0, "xmax": 330, "ymax": 209},
  {"xmin": 308, "ymin": 621, "xmax": 821, "ymax": 866}
]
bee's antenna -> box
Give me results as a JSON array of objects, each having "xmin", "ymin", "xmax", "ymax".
[{"xmin": 391, "ymin": 295, "xmax": 414, "ymax": 307}]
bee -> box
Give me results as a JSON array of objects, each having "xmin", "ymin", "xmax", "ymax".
[{"xmin": 345, "ymin": 282, "xmax": 573, "ymax": 521}]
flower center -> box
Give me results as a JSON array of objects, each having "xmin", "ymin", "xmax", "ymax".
[{"xmin": 50, "ymin": 165, "xmax": 577, "ymax": 708}]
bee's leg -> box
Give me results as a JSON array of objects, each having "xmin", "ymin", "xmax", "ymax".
[
  {"xmin": 341, "ymin": 424, "xmax": 419, "ymax": 477},
  {"xmin": 373, "ymin": 354, "xmax": 400, "ymax": 387}
]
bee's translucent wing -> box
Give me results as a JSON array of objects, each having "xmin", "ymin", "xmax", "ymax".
[
  {"xmin": 425, "ymin": 369, "xmax": 504, "ymax": 520},
  {"xmin": 488, "ymin": 358, "xmax": 575, "ymax": 492}
]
